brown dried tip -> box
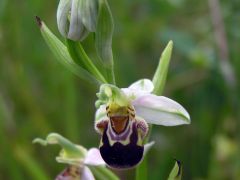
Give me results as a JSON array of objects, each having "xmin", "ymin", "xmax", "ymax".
[
  {"xmin": 175, "ymin": 159, "xmax": 182, "ymax": 177},
  {"xmin": 35, "ymin": 16, "xmax": 42, "ymax": 27}
]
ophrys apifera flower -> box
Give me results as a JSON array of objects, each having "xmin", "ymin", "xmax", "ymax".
[
  {"xmin": 95, "ymin": 79, "xmax": 190, "ymax": 169},
  {"xmin": 33, "ymin": 133, "xmax": 106, "ymax": 180}
]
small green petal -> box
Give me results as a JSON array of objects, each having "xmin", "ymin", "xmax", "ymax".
[
  {"xmin": 33, "ymin": 133, "xmax": 86, "ymax": 159},
  {"xmin": 168, "ymin": 160, "xmax": 182, "ymax": 180},
  {"xmin": 33, "ymin": 138, "xmax": 48, "ymax": 146},
  {"xmin": 143, "ymin": 141, "xmax": 155, "ymax": 157},
  {"xmin": 152, "ymin": 41, "xmax": 173, "ymax": 95},
  {"xmin": 96, "ymin": 84, "xmax": 129, "ymax": 108}
]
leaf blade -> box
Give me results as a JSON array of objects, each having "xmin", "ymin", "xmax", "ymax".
[
  {"xmin": 152, "ymin": 41, "xmax": 173, "ymax": 95},
  {"xmin": 36, "ymin": 17, "xmax": 101, "ymax": 86},
  {"xmin": 95, "ymin": 0, "xmax": 115, "ymax": 84}
]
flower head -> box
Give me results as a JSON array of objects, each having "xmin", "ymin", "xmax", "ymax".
[
  {"xmin": 33, "ymin": 133, "xmax": 105, "ymax": 180},
  {"xmin": 94, "ymin": 79, "xmax": 190, "ymax": 169}
]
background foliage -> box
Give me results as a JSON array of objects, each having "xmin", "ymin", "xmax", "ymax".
[{"xmin": 0, "ymin": 0, "xmax": 240, "ymax": 179}]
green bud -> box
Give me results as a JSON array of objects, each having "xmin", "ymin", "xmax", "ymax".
[{"xmin": 57, "ymin": 0, "xmax": 98, "ymax": 41}]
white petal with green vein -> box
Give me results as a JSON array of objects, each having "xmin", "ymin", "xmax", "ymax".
[
  {"xmin": 133, "ymin": 94, "xmax": 190, "ymax": 126},
  {"xmin": 128, "ymin": 79, "xmax": 154, "ymax": 93},
  {"xmin": 122, "ymin": 79, "xmax": 154, "ymax": 100}
]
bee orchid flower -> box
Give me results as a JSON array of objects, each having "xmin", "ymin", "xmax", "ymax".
[
  {"xmin": 94, "ymin": 79, "xmax": 190, "ymax": 169},
  {"xmin": 33, "ymin": 133, "xmax": 106, "ymax": 180}
]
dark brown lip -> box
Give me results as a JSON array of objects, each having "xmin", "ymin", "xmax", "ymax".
[{"xmin": 110, "ymin": 116, "xmax": 129, "ymax": 134}]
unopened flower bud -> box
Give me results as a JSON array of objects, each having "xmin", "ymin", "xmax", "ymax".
[{"xmin": 57, "ymin": 0, "xmax": 98, "ymax": 41}]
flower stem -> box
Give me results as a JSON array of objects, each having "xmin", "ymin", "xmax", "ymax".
[{"xmin": 90, "ymin": 166, "xmax": 119, "ymax": 180}]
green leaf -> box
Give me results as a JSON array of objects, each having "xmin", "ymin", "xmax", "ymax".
[
  {"xmin": 35, "ymin": 16, "xmax": 101, "ymax": 86},
  {"xmin": 152, "ymin": 41, "xmax": 173, "ymax": 95},
  {"xmin": 95, "ymin": 0, "xmax": 115, "ymax": 84},
  {"xmin": 90, "ymin": 166, "xmax": 119, "ymax": 180},
  {"xmin": 14, "ymin": 146, "xmax": 50, "ymax": 180},
  {"xmin": 168, "ymin": 160, "xmax": 182, "ymax": 180},
  {"xmin": 136, "ymin": 157, "xmax": 148, "ymax": 180},
  {"xmin": 66, "ymin": 39, "xmax": 107, "ymax": 83},
  {"xmin": 0, "ymin": 0, "xmax": 7, "ymax": 19}
]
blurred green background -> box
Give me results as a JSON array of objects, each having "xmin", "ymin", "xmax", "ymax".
[{"xmin": 0, "ymin": 0, "xmax": 240, "ymax": 179}]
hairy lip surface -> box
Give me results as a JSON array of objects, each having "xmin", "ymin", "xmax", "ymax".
[
  {"xmin": 100, "ymin": 122, "xmax": 144, "ymax": 169},
  {"xmin": 110, "ymin": 116, "xmax": 129, "ymax": 134}
]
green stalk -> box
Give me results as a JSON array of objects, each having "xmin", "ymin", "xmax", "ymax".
[
  {"xmin": 66, "ymin": 39, "xmax": 108, "ymax": 84},
  {"xmin": 135, "ymin": 125, "xmax": 152, "ymax": 180},
  {"xmin": 90, "ymin": 166, "xmax": 119, "ymax": 180},
  {"xmin": 136, "ymin": 41, "xmax": 173, "ymax": 180},
  {"xmin": 136, "ymin": 158, "xmax": 148, "ymax": 180}
]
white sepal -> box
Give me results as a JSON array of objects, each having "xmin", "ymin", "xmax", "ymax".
[
  {"xmin": 128, "ymin": 79, "xmax": 154, "ymax": 93},
  {"xmin": 84, "ymin": 148, "xmax": 105, "ymax": 166},
  {"xmin": 95, "ymin": 105, "xmax": 107, "ymax": 122},
  {"xmin": 133, "ymin": 94, "xmax": 190, "ymax": 126},
  {"xmin": 82, "ymin": 166, "xmax": 95, "ymax": 180},
  {"xmin": 122, "ymin": 79, "xmax": 154, "ymax": 100},
  {"xmin": 143, "ymin": 141, "xmax": 155, "ymax": 157}
]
